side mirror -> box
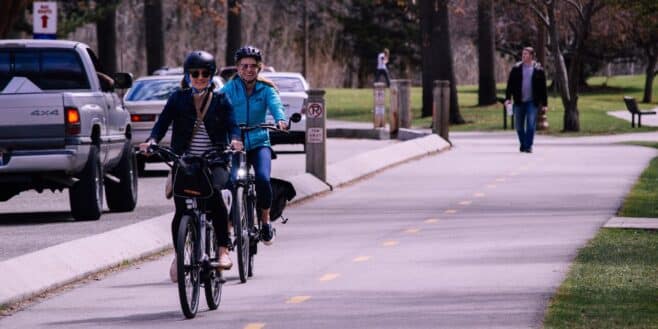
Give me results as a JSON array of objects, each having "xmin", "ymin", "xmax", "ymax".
[
  {"xmin": 290, "ymin": 112, "xmax": 302, "ymax": 123},
  {"xmin": 114, "ymin": 72, "xmax": 133, "ymax": 89}
]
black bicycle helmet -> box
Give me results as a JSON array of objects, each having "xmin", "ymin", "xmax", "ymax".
[
  {"xmin": 234, "ymin": 46, "xmax": 262, "ymax": 63},
  {"xmin": 183, "ymin": 50, "xmax": 216, "ymax": 74}
]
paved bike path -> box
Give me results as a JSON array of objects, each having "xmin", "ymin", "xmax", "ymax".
[
  {"xmin": 1, "ymin": 130, "xmax": 655, "ymax": 328},
  {"xmin": 0, "ymin": 131, "xmax": 449, "ymax": 307}
]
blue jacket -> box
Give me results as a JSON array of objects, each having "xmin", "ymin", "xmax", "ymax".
[
  {"xmin": 149, "ymin": 88, "xmax": 240, "ymax": 155},
  {"xmin": 221, "ymin": 78, "xmax": 286, "ymax": 151}
]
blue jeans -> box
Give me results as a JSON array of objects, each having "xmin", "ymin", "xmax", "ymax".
[
  {"xmin": 231, "ymin": 146, "xmax": 273, "ymax": 210},
  {"xmin": 514, "ymin": 102, "xmax": 538, "ymax": 151}
]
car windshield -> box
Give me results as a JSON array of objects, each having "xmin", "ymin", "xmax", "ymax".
[
  {"xmin": 267, "ymin": 76, "xmax": 305, "ymax": 92},
  {"xmin": 125, "ymin": 78, "xmax": 180, "ymax": 101}
]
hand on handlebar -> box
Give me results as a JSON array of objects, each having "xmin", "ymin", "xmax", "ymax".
[
  {"xmin": 138, "ymin": 139, "xmax": 156, "ymax": 156},
  {"xmin": 231, "ymin": 139, "xmax": 244, "ymax": 152},
  {"xmin": 277, "ymin": 120, "xmax": 288, "ymax": 131}
]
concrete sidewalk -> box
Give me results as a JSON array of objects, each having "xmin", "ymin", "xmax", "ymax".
[{"xmin": 0, "ymin": 128, "xmax": 450, "ymax": 307}]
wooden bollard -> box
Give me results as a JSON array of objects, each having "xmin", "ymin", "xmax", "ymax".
[{"xmin": 433, "ymin": 80, "xmax": 450, "ymax": 141}]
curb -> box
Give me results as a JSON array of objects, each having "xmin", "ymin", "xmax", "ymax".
[
  {"xmin": 0, "ymin": 133, "xmax": 450, "ymax": 307},
  {"xmin": 603, "ymin": 216, "xmax": 658, "ymax": 230}
]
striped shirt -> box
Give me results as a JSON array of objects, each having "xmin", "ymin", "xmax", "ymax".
[{"xmin": 188, "ymin": 120, "xmax": 214, "ymax": 156}]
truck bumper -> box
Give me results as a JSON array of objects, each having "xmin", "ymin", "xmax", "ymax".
[{"xmin": 0, "ymin": 145, "xmax": 90, "ymax": 174}]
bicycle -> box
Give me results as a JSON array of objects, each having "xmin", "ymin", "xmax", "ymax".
[
  {"xmin": 232, "ymin": 113, "xmax": 301, "ymax": 283},
  {"xmin": 145, "ymin": 144, "xmax": 228, "ymax": 319}
]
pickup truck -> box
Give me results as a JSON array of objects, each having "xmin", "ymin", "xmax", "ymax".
[{"xmin": 0, "ymin": 39, "xmax": 138, "ymax": 221}]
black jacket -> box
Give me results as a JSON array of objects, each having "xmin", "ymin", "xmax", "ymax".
[
  {"xmin": 505, "ymin": 61, "xmax": 548, "ymax": 107},
  {"xmin": 149, "ymin": 88, "xmax": 240, "ymax": 155}
]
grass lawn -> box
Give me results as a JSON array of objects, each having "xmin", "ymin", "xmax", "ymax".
[
  {"xmin": 543, "ymin": 143, "xmax": 658, "ymax": 328},
  {"xmin": 325, "ymin": 74, "xmax": 658, "ymax": 136}
]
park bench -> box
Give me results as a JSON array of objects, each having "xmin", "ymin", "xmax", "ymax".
[{"xmin": 623, "ymin": 96, "xmax": 656, "ymax": 128}]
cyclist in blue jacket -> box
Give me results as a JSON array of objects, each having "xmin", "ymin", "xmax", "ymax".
[{"xmin": 221, "ymin": 46, "xmax": 287, "ymax": 245}]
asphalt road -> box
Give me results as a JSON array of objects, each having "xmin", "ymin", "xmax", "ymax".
[
  {"xmin": 0, "ymin": 139, "xmax": 396, "ymax": 261},
  {"xmin": 2, "ymin": 131, "xmax": 655, "ymax": 328}
]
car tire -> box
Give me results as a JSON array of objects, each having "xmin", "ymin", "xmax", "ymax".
[
  {"xmin": 69, "ymin": 145, "xmax": 103, "ymax": 221},
  {"xmin": 105, "ymin": 142, "xmax": 138, "ymax": 212}
]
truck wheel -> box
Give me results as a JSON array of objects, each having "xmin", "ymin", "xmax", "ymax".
[
  {"xmin": 69, "ymin": 145, "xmax": 103, "ymax": 221},
  {"xmin": 106, "ymin": 143, "xmax": 138, "ymax": 212}
]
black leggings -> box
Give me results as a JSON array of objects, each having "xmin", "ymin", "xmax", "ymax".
[{"xmin": 171, "ymin": 166, "xmax": 231, "ymax": 249}]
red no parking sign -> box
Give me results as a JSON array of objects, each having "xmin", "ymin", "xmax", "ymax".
[{"xmin": 307, "ymin": 102, "xmax": 324, "ymax": 118}]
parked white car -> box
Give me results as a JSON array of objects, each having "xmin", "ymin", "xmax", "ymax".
[
  {"xmin": 259, "ymin": 72, "xmax": 309, "ymax": 146},
  {"xmin": 123, "ymin": 73, "xmax": 223, "ymax": 173}
]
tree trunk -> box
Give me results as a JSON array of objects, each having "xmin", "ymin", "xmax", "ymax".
[
  {"xmin": 642, "ymin": 53, "xmax": 657, "ymax": 103},
  {"xmin": 226, "ymin": 0, "xmax": 242, "ymax": 67},
  {"xmin": 536, "ymin": 18, "xmax": 546, "ymax": 68},
  {"xmin": 144, "ymin": 0, "xmax": 164, "ymax": 76},
  {"xmin": 435, "ymin": 0, "xmax": 464, "ymax": 124},
  {"xmin": 477, "ymin": 0, "xmax": 497, "ymax": 106},
  {"xmin": 96, "ymin": 7, "xmax": 117, "ymax": 75},
  {"xmin": 420, "ymin": 0, "xmax": 435, "ymax": 118},
  {"xmin": 546, "ymin": 1, "xmax": 579, "ymax": 132},
  {"xmin": 0, "ymin": 0, "xmax": 28, "ymax": 38}
]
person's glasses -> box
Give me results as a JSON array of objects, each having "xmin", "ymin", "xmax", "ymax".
[
  {"xmin": 239, "ymin": 63, "xmax": 259, "ymax": 70},
  {"xmin": 189, "ymin": 70, "xmax": 210, "ymax": 78}
]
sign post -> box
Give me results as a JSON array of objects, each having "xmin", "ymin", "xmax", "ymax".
[
  {"xmin": 33, "ymin": 2, "xmax": 57, "ymax": 40},
  {"xmin": 305, "ymin": 89, "xmax": 326, "ymax": 181},
  {"xmin": 373, "ymin": 82, "xmax": 386, "ymax": 128}
]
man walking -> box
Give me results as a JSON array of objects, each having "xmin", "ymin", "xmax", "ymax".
[
  {"xmin": 504, "ymin": 47, "xmax": 548, "ymax": 153},
  {"xmin": 375, "ymin": 48, "xmax": 390, "ymax": 87}
]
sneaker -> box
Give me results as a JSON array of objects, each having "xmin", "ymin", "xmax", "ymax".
[
  {"xmin": 261, "ymin": 223, "xmax": 276, "ymax": 246},
  {"xmin": 169, "ymin": 256, "xmax": 177, "ymax": 283},
  {"xmin": 218, "ymin": 252, "xmax": 233, "ymax": 270}
]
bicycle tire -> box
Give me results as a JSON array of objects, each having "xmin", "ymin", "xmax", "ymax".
[
  {"xmin": 177, "ymin": 214, "xmax": 200, "ymax": 318},
  {"xmin": 247, "ymin": 191, "xmax": 258, "ymax": 278},
  {"xmin": 233, "ymin": 186, "xmax": 250, "ymax": 283},
  {"xmin": 204, "ymin": 225, "xmax": 222, "ymax": 310}
]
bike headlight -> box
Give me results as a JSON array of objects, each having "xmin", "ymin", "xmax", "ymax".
[{"xmin": 237, "ymin": 168, "xmax": 247, "ymax": 178}]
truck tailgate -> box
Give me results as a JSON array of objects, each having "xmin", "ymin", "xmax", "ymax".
[{"xmin": 0, "ymin": 93, "xmax": 66, "ymax": 150}]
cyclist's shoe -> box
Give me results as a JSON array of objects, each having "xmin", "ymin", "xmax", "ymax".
[
  {"xmin": 261, "ymin": 223, "xmax": 276, "ymax": 246},
  {"xmin": 169, "ymin": 256, "xmax": 177, "ymax": 283},
  {"xmin": 218, "ymin": 252, "xmax": 233, "ymax": 270}
]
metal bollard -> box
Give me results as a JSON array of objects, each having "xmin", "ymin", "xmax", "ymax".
[
  {"xmin": 389, "ymin": 80, "xmax": 400, "ymax": 136},
  {"xmin": 305, "ymin": 89, "xmax": 327, "ymax": 181},
  {"xmin": 373, "ymin": 82, "xmax": 386, "ymax": 128},
  {"xmin": 433, "ymin": 80, "xmax": 450, "ymax": 141}
]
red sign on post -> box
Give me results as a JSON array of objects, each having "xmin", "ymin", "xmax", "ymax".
[
  {"xmin": 307, "ymin": 102, "xmax": 324, "ymax": 118},
  {"xmin": 33, "ymin": 2, "xmax": 57, "ymax": 39}
]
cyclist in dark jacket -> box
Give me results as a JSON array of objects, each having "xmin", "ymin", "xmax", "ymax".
[{"xmin": 141, "ymin": 50, "xmax": 242, "ymax": 281}]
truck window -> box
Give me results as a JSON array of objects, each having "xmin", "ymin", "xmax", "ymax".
[
  {"xmin": 0, "ymin": 49, "xmax": 90, "ymax": 91},
  {"xmin": 0, "ymin": 52, "xmax": 9, "ymax": 90}
]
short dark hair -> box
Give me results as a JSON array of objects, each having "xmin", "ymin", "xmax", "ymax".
[{"xmin": 523, "ymin": 47, "xmax": 535, "ymax": 57}]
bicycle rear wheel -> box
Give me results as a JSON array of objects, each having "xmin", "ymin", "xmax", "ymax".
[
  {"xmin": 204, "ymin": 226, "xmax": 222, "ymax": 310},
  {"xmin": 233, "ymin": 186, "xmax": 250, "ymax": 283},
  {"xmin": 177, "ymin": 214, "xmax": 200, "ymax": 318}
]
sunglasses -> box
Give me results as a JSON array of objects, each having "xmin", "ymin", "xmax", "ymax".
[
  {"xmin": 239, "ymin": 63, "xmax": 259, "ymax": 70},
  {"xmin": 189, "ymin": 70, "xmax": 211, "ymax": 78}
]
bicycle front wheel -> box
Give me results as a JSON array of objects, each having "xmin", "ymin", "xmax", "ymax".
[
  {"xmin": 233, "ymin": 186, "xmax": 250, "ymax": 283},
  {"xmin": 177, "ymin": 214, "xmax": 200, "ymax": 318}
]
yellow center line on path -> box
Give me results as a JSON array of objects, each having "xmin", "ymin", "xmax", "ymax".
[
  {"xmin": 444, "ymin": 209, "xmax": 457, "ymax": 214},
  {"xmin": 353, "ymin": 255, "xmax": 371, "ymax": 262},
  {"xmin": 244, "ymin": 323, "xmax": 266, "ymax": 329},
  {"xmin": 319, "ymin": 273, "xmax": 340, "ymax": 282},
  {"xmin": 286, "ymin": 296, "xmax": 311, "ymax": 304},
  {"xmin": 474, "ymin": 192, "xmax": 485, "ymax": 197},
  {"xmin": 424, "ymin": 218, "xmax": 439, "ymax": 224},
  {"xmin": 404, "ymin": 228, "xmax": 420, "ymax": 234},
  {"xmin": 382, "ymin": 240, "xmax": 399, "ymax": 247},
  {"xmin": 458, "ymin": 200, "xmax": 472, "ymax": 205}
]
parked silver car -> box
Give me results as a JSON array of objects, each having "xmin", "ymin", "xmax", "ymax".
[
  {"xmin": 123, "ymin": 73, "xmax": 223, "ymax": 173},
  {"xmin": 259, "ymin": 72, "xmax": 309, "ymax": 146}
]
